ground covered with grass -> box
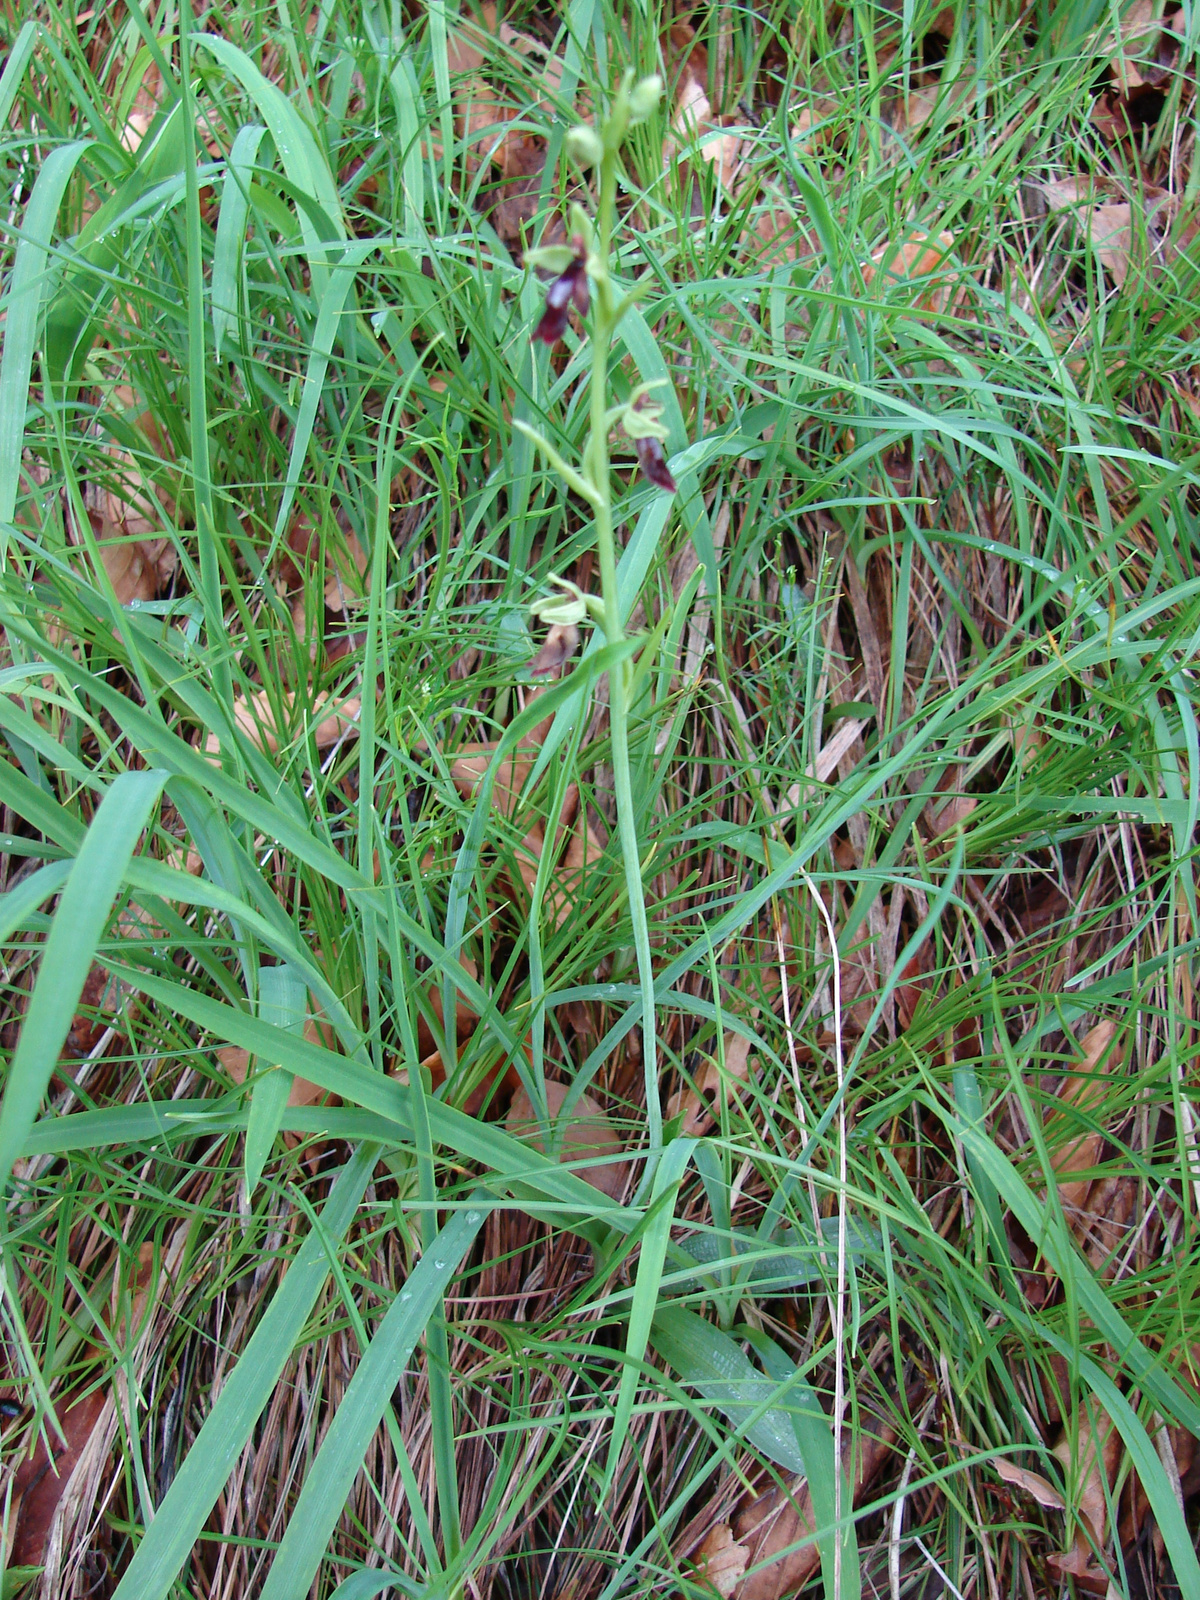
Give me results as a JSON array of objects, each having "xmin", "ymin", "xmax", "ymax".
[{"xmin": 2, "ymin": 1, "xmax": 1200, "ymax": 1596}]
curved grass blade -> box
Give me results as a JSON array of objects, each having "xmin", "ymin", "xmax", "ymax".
[
  {"xmin": 0, "ymin": 859, "xmax": 72, "ymax": 944},
  {"xmin": 99, "ymin": 962, "xmax": 637, "ymax": 1239},
  {"xmin": 0, "ymin": 19, "xmax": 36, "ymax": 130},
  {"xmin": 211, "ymin": 122, "xmax": 266, "ymax": 361},
  {"xmin": 258, "ymin": 1198, "xmax": 492, "ymax": 1600},
  {"xmin": 270, "ymin": 240, "xmax": 375, "ymax": 553},
  {"xmin": 603, "ymin": 1138, "xmax": 695, "ymax": 1490},
  {"xmin": 111, "ymin": 1143, "xmax": 379, "ymax": 1600},
  {"xmin": 0, "ymin": 140, "xmax": 92, "ymax": 531},
  {"xmin": 946, "ymin": 1107, "xmax": 1200, "ymax": 1438},
  {"xmin": 0, "ymin": 768, "xmax": 167, "ymax": 1191}
]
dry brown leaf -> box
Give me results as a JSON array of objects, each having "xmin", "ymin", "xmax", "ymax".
[
  {"xmin": 741, "ymin": 203, "xmax": 811, "ymax": 267},
  {"xmin": 1097, "ymin": 0, "xmax": 1173, "ymax": 91},
  {"xmin": 506, "ymin": 1078, "xmax": 629, "ymax": 1198},
  {"xmin": 203, "ymin": 685, "xmax": 362, "ymax": 756},
  {"xmin": 217, "ymin": 1015, "xmax": 337, "ymax": 1109},
  {"xmin": 670, "ymin": 75, "xmax": 746, "ymax": 190},
  {"xmin": 1047, "ymin": 1399, "xmax": 1120, "ymax": 1593},
  {"xmin": 444, "ymin": 1, "xmax": 568, "ymax": 244},
  {"xmin": 1089, "ymin": 203, "xmax": 1134, "ymax": 284},
  {"xmin": 929, "ymin": 794, "xmax": 977, "ymax": 837},
  {"xmin": 1049, "ymin": 1020, "xmax": 1119, "ymax": 1220},
  {"xmin": 862, "ymin": 230, "xmax": 961, "ymax": 313},
  {"xmin": 668, "ymin": 1030, "xmax": 754, "ymax": 1137},
  {"xmin": 283, "ymin": 511, "xmax": 369, "ymax": 612},
  {"xmin": 994, "ymin": 1456, "xmax": 1066, "ymax": 1510},
  {"xmin": 734, "ymin": 1412, "xmax": 897, "ymax": 1599},
  {"xmin": 73, "ymin": 501, "xmax": 174, "ymax": 608},
  {"xmin": 897, "ymin": 74, "xmax": 971, "ymax": 135},
  {"xmin": 690, "ymin": 1523, "xmax": 748, "ymax": 1598},
  {"xmin": 7, "ymin": 1390, "xmax": 109, "ymax": 1571}
]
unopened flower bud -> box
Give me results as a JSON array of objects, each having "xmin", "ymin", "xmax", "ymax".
[
  {"xmin": 628, "ymin": 74, "xmax": 663, "ymax": 125},
  {"xmin": 565, "ymin": 124, "xmax": 604, "ymax": 169}
]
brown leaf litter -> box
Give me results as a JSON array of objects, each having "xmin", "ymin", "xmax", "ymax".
[{"xmin": 506, "ymin": 1078, "xmax": 630, "ymax": 1199}]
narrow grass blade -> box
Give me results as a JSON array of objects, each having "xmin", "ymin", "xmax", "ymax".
[
  {"xmin": 328, "ymin": 1574, "xmax": 408, "ymax": 1599},
  {"xmin": 946, "ymin": 1109, "xmax": 1200, "ymax": 1438},
  {"xmin": 604, "ymin": 1138, "xmax": 695, "ymax": 1488},
  {"xmin": 0, "ymin": 769, "xmax": 166, "ymax": 1191},
  {"xmin": 100, "ymin": 963, "xmax": 637, "ymax": 1237},
  {"xmin": 212, "ymin": 123, "xmax": 266, "ymax": 361},
  {"xmin": 271, "ymin": 240, "xmax": 374, "ymax": 551},
  {"xmin": 258, "ymin": 1198, "xmax": 492, "ymax": 1600},
  {"xmin": 244, "ymin": 962, "xmax": 306, "ymax": 1194},
  {"xmin": 111, "ymin": 1143, "xmax": 379, "ymax": 1600},
  {"xmin": 0, "ymin": 860, "xmax": 72, "ymax": 943},
  {"xmin": 194, "ymin": 34, "xmax": 345, "ymax": 274},
  {"xmin": 0, "ymin": 21, "xmax": 36, "ymax": 130},
  {"xmin": 0, "ymin": 140, "xmax": 91, "ymax": 528}
]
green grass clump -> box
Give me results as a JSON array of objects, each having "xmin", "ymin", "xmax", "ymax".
[{"xmin": 2, "ymin": 1, "xmax": 1200, "ymax": 1597}]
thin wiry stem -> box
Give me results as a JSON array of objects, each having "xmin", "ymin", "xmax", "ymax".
[{"xmin": 799, "ymin": 865, "xmax": 848, "ymax": 1600}]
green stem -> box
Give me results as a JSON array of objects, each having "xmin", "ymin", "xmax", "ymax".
[{"xmin": 587, "ymin": 144, "xmax": 662, "ymax": 1158}]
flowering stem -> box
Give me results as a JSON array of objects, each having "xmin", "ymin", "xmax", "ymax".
[{"xmin": 586, "ymin": 139, "xmax": 662, "ymax": 1159}]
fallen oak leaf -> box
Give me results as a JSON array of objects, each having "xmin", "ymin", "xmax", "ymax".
[
  {"xmin": 689, "ymin": 1523, "xmax": 748, "ymax": 1598},
  {"xmin": 733, "ymin": 1404, "xmax": 899, "ymax": 1600},
  {"xmin": 1047, "ymin": 1020, "xmax": 1120, "ymax": 1227},
  {"xmin": 994, "ymin": 1456, "xmax": 1067, "ymax": 1510},
  {"xmin": 7, "ymin": 1389, "xmax": 109, "ymax": 1571},
  {"xmin": 1048, "ymin": 1398, "xmax": 1121, "ymax": 1595},
  {"xmin": 218, "ymin": 1015, "xmax": 339, "ymax": 1109},
  {"xmin": 506, "ymin": 1078, "xmax": 629, "ymax": 1199},
  {"xmin": 667, "ymin": 1029, "xmax": 753, "ymax": 1137},
  {"xmin": 862, "ymin": 229, "xmax": 963, "ymax": 314},
  {"xmin": 72, "ymin": 503, "xmax": 174, "ymax": 608},
  {"xmin": 203, "ymin": 684, "xmax": 363, "ymax": 756}
]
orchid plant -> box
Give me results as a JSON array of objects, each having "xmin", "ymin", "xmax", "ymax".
[{"xmin": 518, "ymin": 69, "xmax": 678, "ymax": 1160}]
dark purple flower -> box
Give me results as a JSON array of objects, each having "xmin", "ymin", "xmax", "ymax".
[
  {"xmin": 532, "ymin": 236, "xmax": 589, "ymax": 346},
  {"xmin": 635, "ymin": 434, "xmax": 677, "ymax": 493}
]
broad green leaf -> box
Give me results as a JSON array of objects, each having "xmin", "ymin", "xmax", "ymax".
[
  {"xmin": 667, "ymin": 1220, "xmax": 879, "ymax": 1296},
  {"xmin": 649, "ymin": 1305, "xmax": 806, "ymax": 1475}
]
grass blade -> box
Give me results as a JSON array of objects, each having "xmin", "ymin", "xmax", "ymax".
[
  {"xmin": 244, "ymin": 962, "xmax": 307, "ymax": 1194},
  {"xmin": 111, "ymin": 1143, "xmax": 380, "ymax": 1600},
  {"xmin": 258, "ymin": 1198, "xmax": 491, "ymax": 1600},
  {"xmin": 0, "ymin": 140, "xmax": 91, "ymax": 530},
  {"xmin": 0, "ymin": 768, "xmax": 166, "ymax": 1191}
]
